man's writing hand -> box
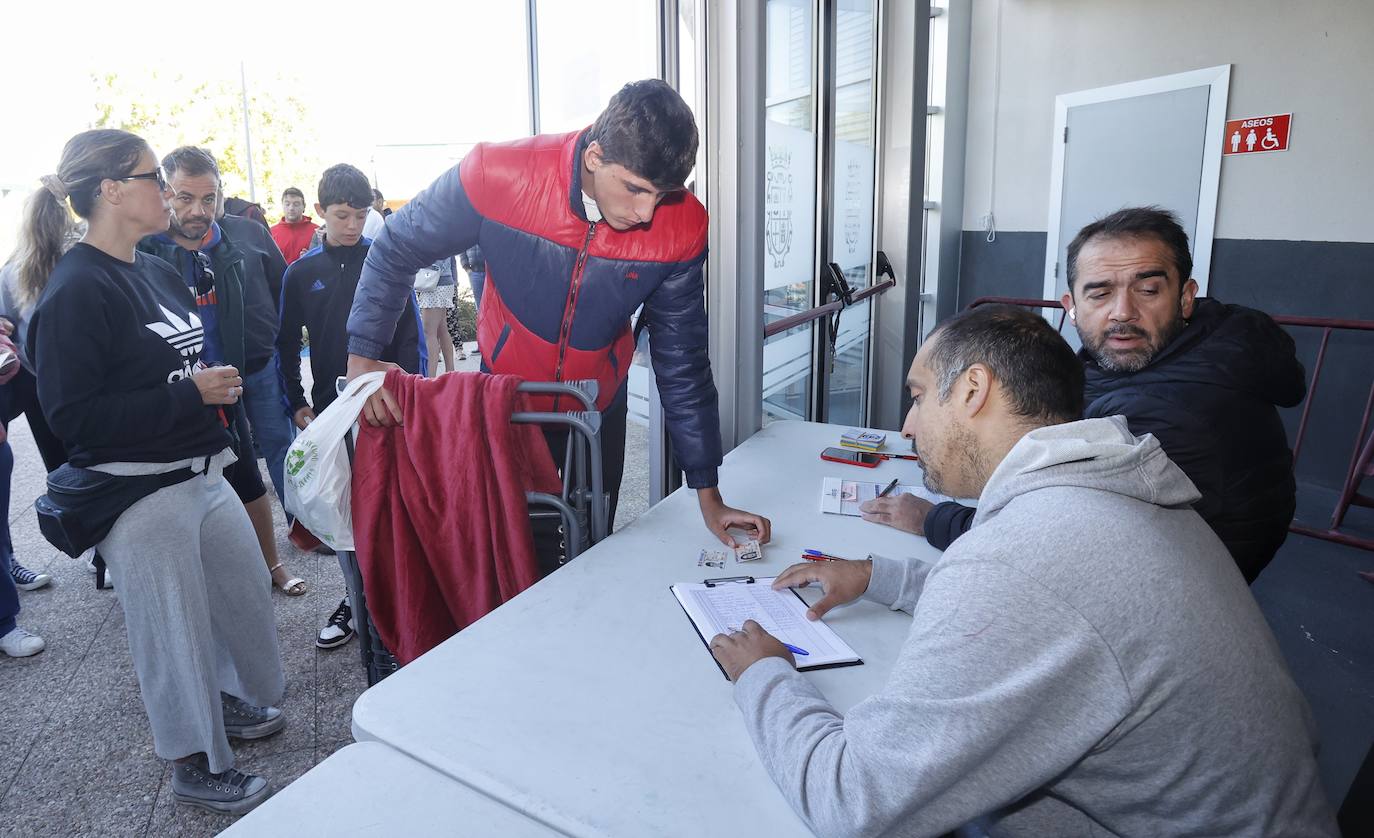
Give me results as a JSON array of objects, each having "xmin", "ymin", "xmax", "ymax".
[{"xmin": 859, "ymin": 493, "xmax": 932, "ymax": 535}]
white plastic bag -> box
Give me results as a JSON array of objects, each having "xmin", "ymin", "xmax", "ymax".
[{"xmin": 283, "ymin": 371, "xmax": 386, "ymax": 551}]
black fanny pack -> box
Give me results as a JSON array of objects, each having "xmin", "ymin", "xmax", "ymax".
[{"xmin": 35, "ymin": 461, "xmax": 205, "ymax": 558}]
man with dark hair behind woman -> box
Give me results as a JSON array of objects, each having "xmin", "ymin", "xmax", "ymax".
[{"xmin": 17, "ymin": 128, "xmax": 286, "ymax": 814}]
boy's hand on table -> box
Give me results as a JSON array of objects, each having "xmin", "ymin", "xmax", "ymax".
[
  {"xmin": 710, "ymin": 620, "xmax": 794, "ymax": 682},
  {"xmin": 698, "ymin": 487, "xmax": 772, "ymax": 547},
  {"xmin": 347, "ymin": 354, "xmax": 403, "ymax": 427}
]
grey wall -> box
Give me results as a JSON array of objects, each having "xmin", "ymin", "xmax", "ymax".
[
  {"xmin": 959, "ymin": 232, "xmax": 1374, "ymax": 492},
  {"xmin": 955, "ymin": 232, "xmax": 1045, "ymax": 311},
  {"xmin": 961, "ymin": 0, "xmax": 1374, "ymax": 244}
]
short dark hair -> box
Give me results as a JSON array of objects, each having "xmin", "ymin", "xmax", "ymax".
[
  {"xmin": 926, "ymin": 305, "xmax": 1084, "ymax": 424},
  {"xmin": 1066, "ymin": 206, "xmax": 1193, "ymax": 294},
  {"xmin": 317, "ymin": 164, "xmax": 373, "ymax": 210},
  {"xmin": 162, "ymin": 146, "xmax": 220, "ymax": 183},
  {"xmin": 371, "ymin": 187, "xmax": 383, "ymax": 201},
  {"xmin": 587, "ymin": 79, "xmax": 698, "ymax": 189},
  {"xmin": 282, "ymin": 187, "xmax": 305, "ymax": 201}
]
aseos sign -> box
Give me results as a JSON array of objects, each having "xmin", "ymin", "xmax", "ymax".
[{"xmin": 1223, "ymin": 113, "xmax": 1292, "ymax": 155}]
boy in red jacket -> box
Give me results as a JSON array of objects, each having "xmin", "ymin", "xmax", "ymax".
[
  {"xmin": 345, "ymin": 80, "xmax": 770, "ymax": 565},
  {"xmin": 269, "ymin": 187, "xmax": 318, "ymax": 266}
]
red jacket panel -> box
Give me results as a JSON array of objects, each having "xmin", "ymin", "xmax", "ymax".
[
  {"xmin": 270, "ymin": 217, "xmax": 319, "ymax": 265},
  {"xmin": 351, "ymin": 369, "xmax": 561, "ymax": 665}
]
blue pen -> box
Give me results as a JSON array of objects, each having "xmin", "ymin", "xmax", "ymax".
[
  {"xmin": 728, "ymin": 624, "xmax": 809, "ymax": 657},
  {"xmin": 804, "ymin": 548, "xmax": 849, "ymax": 562}
]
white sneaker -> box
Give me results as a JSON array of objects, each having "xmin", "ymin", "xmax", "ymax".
[
  {"xmin": 9, "ymin": 561, "xmax": 51, "ymax": 592},
  {"xmin": 316, "ymin": 597, "xmax": 356, "ymax": 649},
  {"xmin": 0, "ymin": 626, "xmax": 45, "ymax": 657}
]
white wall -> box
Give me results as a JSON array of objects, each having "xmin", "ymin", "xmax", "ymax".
[{"xmin": 961, "ymin": 0, "xmax": 1374, "ymax": 242}]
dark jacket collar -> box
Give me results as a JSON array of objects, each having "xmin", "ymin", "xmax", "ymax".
[
  {"xmin": 151, "ymin": 219, "xmax": 223, "ymax": 255},
  {"xmin": 322, "ymin": 237, "xmax": 367, "ymax": 261}
]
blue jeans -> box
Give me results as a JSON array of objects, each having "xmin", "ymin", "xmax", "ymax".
[
  {"xmin": 242, "ymin": 363, "xmax": 294, "ymax": 507},
  {"xmin": 468, "ymin": 270, "xmax": 485, "ymax": 310},
  {"xmin": 0, "ymin": 442, "xmax": 18, "ymax": 637}
]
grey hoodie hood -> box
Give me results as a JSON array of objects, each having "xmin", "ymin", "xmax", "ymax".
[{"xmin": 973, "ymin": 415, "xmax": 1202, "ymax": 527}]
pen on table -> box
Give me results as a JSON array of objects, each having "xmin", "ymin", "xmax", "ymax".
[
  {"xmin": 879, "ymin": 453, "xmax": 921, "ymax": 462},
  {"xmin": 803, "ymin": 548, "xmax": 849, "ymax": 562},
  {"xmin": 877, "ymin": 477, "xmax": 900, "ymax": 498}
]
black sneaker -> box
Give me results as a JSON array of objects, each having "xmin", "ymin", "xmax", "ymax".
[
  {"xmin": 316, "ymin": 597, "xmax": 355, "ymax": 649},
  {"xmin": 172, "ymin": 758, "xmax": 270, "ymax": 815},
  {"xmin": 10, "ymin": 561, "xmax": 51, "ymax": 592},
  {"xmin": 222, "ymin": 693, "xmax": 286, "ymax": 740}
]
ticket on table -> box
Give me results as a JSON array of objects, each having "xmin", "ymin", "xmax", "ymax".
[
  {"xmin": 734, "ymin": 539, "xmax": 763, "ymax": 563},
  {"xmin": 698, "ymin": 549, "xmax": 728, "ymax": 569}
]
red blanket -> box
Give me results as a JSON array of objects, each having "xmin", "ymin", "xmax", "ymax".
[{"xmin": 351, "ymin": 369, "xmax": 561, "ymax": 664}]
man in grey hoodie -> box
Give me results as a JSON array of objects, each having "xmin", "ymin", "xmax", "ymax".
[{"xmin": 711, "ymin": 305, "xmax": 1336, "ymax": 837}]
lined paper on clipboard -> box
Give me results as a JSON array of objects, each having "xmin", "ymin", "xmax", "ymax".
[{"xmin": 671, "ymin": 577, "xmax": 861, "ymax": 676}]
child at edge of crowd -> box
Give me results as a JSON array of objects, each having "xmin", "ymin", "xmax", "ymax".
[{"xmin": 276, "ymin": 163, "xmax": 425, "ymax": 651}]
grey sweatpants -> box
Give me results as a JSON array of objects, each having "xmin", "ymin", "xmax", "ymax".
[{"xmin": 96, "ymin": 449, "xmax": 284, "ymax": 773}]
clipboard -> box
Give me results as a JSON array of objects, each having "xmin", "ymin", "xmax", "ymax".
[{"xmin": 670, "ymin": 575, "xmax": 864, "ymax": 680}]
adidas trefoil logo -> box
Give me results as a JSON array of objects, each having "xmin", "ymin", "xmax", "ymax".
[{"xmin": 144, "ymin": 305, "xmax": 204, "ymax": 382}]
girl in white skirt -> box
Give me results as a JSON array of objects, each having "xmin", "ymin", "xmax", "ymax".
[{"xmin": 418, "ymin": 257, "xmax": 463, "ymax": 375}]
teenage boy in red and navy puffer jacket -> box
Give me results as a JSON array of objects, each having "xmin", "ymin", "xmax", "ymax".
[{"xmin": 345, "ymin": 80, "xmax": 769, "ymax": 563}]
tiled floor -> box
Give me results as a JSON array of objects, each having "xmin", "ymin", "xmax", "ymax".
[
  {"xmin": 0, "ymin": 343, "xmax": 655, "ymax": 837},
  {"xmin": 0, "ymin": 407, "xmax": 368, "ymax": 836}
]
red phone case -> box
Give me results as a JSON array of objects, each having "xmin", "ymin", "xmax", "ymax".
[{"xmin": 821, "ymin": 450, "xmax": 879, "ymax": 468}]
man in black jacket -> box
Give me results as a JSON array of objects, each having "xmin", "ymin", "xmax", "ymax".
[
  {"xmin": 862, "ymin": 207, "xmax": 1305, "ymax": 583},
  {"xmin": 140, "ymin": 146, "xmax": 305, "ymax": 593}
]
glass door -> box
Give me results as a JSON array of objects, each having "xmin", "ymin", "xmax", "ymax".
[
  {"xmin": 821, "ymin": 0, "xmax": 878, "ymax": 426},
  {"xmin": 762, "ymin": 0, "xmax": 818, "ymax": 424},
  {"xmin": 760, "ymin": 0, "xmax": 881, "ymax": 427}
]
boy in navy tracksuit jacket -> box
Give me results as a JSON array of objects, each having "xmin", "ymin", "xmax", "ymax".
[
  {"xmin": 277, "ymin": 164, "xmax": 424, "ymax": 430},
  {"xmin": 277, "ymin": 163, "xmax": 424, "ymax": 650}
]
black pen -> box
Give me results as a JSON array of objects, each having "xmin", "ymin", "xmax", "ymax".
[{"xmin": 877, "ymin": 477, "xmax": 900, "ymax": 498}]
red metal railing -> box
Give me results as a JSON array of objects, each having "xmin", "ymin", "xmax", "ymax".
[
  {"xmin": 967, "ymin": 296, "xmax": 1374, "ymax": 552},
  {"xmin": 762, "ymin": 277, "xmax": 896, "ymax": 338}
]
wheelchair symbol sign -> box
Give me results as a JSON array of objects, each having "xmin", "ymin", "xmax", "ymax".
[{"xmin": 1224, "ymin": 113, "xmax": 1292, "ymax": 156}]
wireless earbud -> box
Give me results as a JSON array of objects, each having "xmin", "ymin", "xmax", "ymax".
[{"xmin": 1069, "ymin": 307, "xmax": 1076, "ymax": 322}]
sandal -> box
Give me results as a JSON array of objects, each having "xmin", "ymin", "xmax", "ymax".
[{"xmin": 268, "ymin": 563, "xmax": 307, "ymax": 596}]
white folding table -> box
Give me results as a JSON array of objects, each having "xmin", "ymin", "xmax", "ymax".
[
  {"xmin": 352, "ymin": 420, "xmax": 947, "ymax": 837},
  {"xmin": 220, "ymin": 742, "xmax": 560, "ymax": 836}
]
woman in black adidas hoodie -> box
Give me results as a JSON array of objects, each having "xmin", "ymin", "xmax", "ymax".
[{"xmin": 18, "ymin": 129, "xmax": 284, "ymax": 816}]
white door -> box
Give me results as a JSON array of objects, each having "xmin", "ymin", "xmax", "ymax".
[{"xmin": 1045, "ymin": 66, "xmax": 1230, "ymax": 302}]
